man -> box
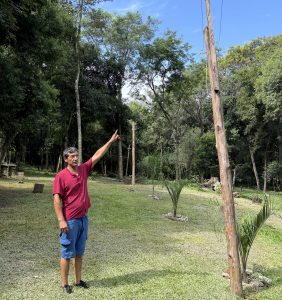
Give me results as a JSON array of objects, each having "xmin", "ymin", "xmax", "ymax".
[{"xmin": 53, "ymin": 130, "xmax": 119, "ymax": 294}]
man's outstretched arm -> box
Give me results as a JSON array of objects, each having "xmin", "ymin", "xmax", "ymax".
[{"xmin": 91, "ymin": 130, "xmax": 119, "ymax": 167}]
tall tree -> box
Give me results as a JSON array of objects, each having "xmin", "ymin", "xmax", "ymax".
[
  {"xmin": 71, "ymin": 0, "xmax": 104, "ymax": 163},
  {"xmin": 85, "ymin": 9, "xmax": 156, "ymax": 179},
  {"xmin": 136, "ymin": 31, "xmax": 193, "ymax": 179},
  {"xmin": 255, "ymin": 46, "xmax": 282, "ymax": 184},
  {"xmin": 0, "ymin": 0, "xmax": 74, "ymax": 164}
]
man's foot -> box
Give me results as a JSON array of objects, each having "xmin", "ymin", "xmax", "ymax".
[
  {"xmin": 75, "ymin": 280, "xmax": 89, "ymax": 289},
  {"xmin": 62, "ymin": 284, "xmax": 72, "ymax": 294}
]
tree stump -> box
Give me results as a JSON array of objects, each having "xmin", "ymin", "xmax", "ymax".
[
  {"xmin": 33, "ymin": 183, "xmax": 44, "ymax": 193},
  {"xmin": 17, "ymin": 172, "xmax": 24, "ymax": 183}
]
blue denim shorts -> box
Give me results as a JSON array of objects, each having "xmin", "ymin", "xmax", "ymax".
[{"xmin": 59, "ymin": 216, "xmax": 88, "ymax": 259}]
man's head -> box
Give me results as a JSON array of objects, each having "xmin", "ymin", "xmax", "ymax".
[{"xmin": 63, "ymin": 147, "xmax": 79, "ymax": 167}]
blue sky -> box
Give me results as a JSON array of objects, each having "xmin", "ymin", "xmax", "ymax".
[{"xmin": 98, "ymin": 0, "xmax": 282, "ymax": 59}]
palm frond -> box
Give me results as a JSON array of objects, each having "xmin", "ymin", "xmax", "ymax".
[
  {"xmin": 164, "ymin": 180, "xmax": 187, "ymax": 212},
  {"xmin": 237, "ymin": 197, "xmax": 272, "ymax": 270}
]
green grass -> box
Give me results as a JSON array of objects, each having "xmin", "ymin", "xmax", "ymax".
[
  {"xmin": 0, "ymin": 176, "xmax": 281, "ymax": 300},
  {"xmin": 235, "ymin": 187, "xmax": 282, "ymax": 214}
]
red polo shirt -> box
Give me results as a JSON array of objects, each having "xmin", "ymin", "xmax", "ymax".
[{"xmin": 53, "ymin": 158, "xmax": 93, "ymax": 220}]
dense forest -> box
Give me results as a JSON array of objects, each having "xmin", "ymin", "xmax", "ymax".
[{"xmin": 0, "ymin": 0, "xmax": 281, "ymax": 191}]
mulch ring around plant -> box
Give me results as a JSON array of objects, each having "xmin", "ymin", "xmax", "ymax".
[
  {"xmin": 164, "ymin": 212, "xmax": 188, "ymax": 222},
  {"xmin": 222, "ymin": 268, "xmax": 272, "ymax": 295}
]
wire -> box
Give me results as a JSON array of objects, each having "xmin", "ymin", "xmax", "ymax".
[
  {"xmin": 200, "ymin": 0, "xmax": 205, "ymax": 51},
  {"xmin": 217, "ymin": 0, "xmax": 224, "ymax": 46}
]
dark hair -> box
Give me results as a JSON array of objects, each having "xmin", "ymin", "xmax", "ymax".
[{"xmin": 63, "ymin": 147, "xmax": 78, "ymax": 159}]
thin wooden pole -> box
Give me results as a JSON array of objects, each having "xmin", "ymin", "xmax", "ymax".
[
  {"xmin": 118, "ymin": 124, "xmax": 123, "ymax": 180},
  {"xmin": 125, "ymin": 145, "xmax": 131, "ymax": 177},
  {"xmin": 204, "ymin": 0, "xmax": 242, "ymax": 296},
  {"xmin": 132, "ymin": 121, "xmax": 136, "ymax": 185}
]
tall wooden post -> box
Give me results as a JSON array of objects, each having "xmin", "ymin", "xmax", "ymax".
[
  {"xmin": 125, "ymin": 145, "xmax": 131, "ymax": 177},
  {"xmin": 204, "ymin": 0, "xmax": 242, "ymax": 296},
  {"xmin": 118, "ymin": 124, "xmax": 123, "ymax": 180},
  {"xmin": 132, "ymin": 121, "xmax": 136, "ymax": 185}
]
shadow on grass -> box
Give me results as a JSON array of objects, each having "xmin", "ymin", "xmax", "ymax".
[
  {"xmin": 0, "ymin": 186, "xmax": 37, "ymax": 208},
  {"xmin": 88, "ymin": 269, "xmax": 209, "ymax": 288}
]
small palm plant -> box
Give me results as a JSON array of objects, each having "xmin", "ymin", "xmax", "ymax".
[
  {"xmin": 164, "ymin": 180, "xmax": 187, "ymax": 217},
  {"xmin": 237, "ymin": 197, "xmax": 272, "ymax": 282}
]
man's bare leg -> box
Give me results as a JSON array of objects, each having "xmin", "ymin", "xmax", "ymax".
[
  {"xmin": 74, "ymin": 256, "xmax": 83, "ymax": 284},
  {"xmin": 60, "ymin": 258, "xmax": 70, "ymax": 286}
]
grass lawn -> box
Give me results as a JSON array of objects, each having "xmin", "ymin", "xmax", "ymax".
[{"xmin": 0, "ymin": 174, "xmax": 281, "ymax": 300}]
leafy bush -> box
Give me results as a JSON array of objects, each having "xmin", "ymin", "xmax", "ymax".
[
  {"xmin": 266, "ymin": 161, "xmax": 281, "ymax": 191},
  {"xmin": 213, "ymin": 181, "xmax": 221, "ymax": 194}
]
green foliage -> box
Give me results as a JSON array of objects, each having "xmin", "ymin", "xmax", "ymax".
[
  {"xmin": 266, "ymin": 161, "xmax": 281, "ymax": 191},
  {"xmin": 237, "ymin": 197, "xmax": 273, "ymax": 280},
  {"xmin": 0, "ymin": 0, "xmax": 75, "ymax": 163},
  {"xmin": 193, "ymin": 131, "xmax": 218, "ymax": 179},
  {"xmin": 255, "ymin": 44, "xmax": 282, "ymax": 120},
  {"xmin": 138, "ymin": 154, "xmax": 162, "ymax": 180},
  {"xmin": 213, "ymin": 181, "xmax": 221, "ymax": 194},
  {"xmin": 164, "ymin": 179, "xmax": 188, "ymax": 217}
]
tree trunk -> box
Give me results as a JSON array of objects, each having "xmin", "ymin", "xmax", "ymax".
[
  {"xmin": 175, "ymin": 142, "xmax": 180, "ymax": 180},
  {"xmin": 174, "ymin": 131, "xmax": 180, "ymax": 180},
  {"xmin": 232, "ymin": 166, "xmax": 237, "ymax": 188},
  {"xmin": 45, "ymin": 148, "xmax": 49, "ymax": 170},
  {"xmin": 40, "ymin": 147, "xmax": 44, "ymax": 170},
  {"xmin": 242, "ymin": 261, "xmax": 248, "ymax": 283},
  {"xmin": 0, "ymin": 133, "xmax": 17, "ymax": 164},
  {"xmin": 56, "ymin": 155, "xmax": 62, "ymax": 173},
  {"xmin": 21, "ymin": 144, "xmax": 26, "ymax": 164},
  {"xmin": 104, "ymin": 161, "xmax": 107, "ymax": 176},
  {"xmin": 279, "ymin": 112, "xmax": 282, "ymax": 180},
  {"xmin": 263, "ymin": 152, "xmax": 267, "ymax": 193},
  {"xmin": 132, "ymin": 121, "xmax": 136, "ymax": 185},
  {"xmin": 159, "ymin": 142, "xmax": 163, "ymax": 179},
  {"xmin": 75, "ymin": 0, "xmax": 84, "ymax": 164},
  {"xmin": 249, "ymin": 147, "xmax": 261, "ymax": 190}
]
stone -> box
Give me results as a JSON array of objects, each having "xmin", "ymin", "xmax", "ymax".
[
  {"xmin": 233, "ymin": 192, "xmax": 240, "ymax": 198},
  {"xmin": 222, "ymin": 272, "xmax": 230, "ymax": 279},
  {"xmin": 246, "ymin": 268, "xmax": 253, "ymax": 275},
  {"xmin": 258, "ymin": 275, "xmax": 272, "ymax": 286}
]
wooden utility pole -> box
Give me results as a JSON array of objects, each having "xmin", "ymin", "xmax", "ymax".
[
  {"xmin": 204, "ymin": 0, "xmax": 242, "ymax": 296},
  {"xmin": 132, "ymin": 121, "xmax": 136, "ymax": 185}
]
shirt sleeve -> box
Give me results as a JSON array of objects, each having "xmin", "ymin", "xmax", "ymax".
[
  {"xmin": 83, "ymin": 158, "xmax": 93, "ymax": 176},
  {"xmin": 53, "ymin": 173, "xmax": 64, "ymax": 197}
]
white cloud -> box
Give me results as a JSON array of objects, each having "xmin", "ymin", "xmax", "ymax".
[
  {"xmin": 106, "ymin": 0, "xmax": 168, "ymax": 18},
  {"xmin": 192, "ymin": 28, "xmax": 201, "ymax": 34},
  {"xmin": 117, "ymin": 1, "xmax": 147, "ymax": 13}
]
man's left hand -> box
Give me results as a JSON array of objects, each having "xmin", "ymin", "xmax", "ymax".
[{"xmin": 110, "ymin": 130, "xmax": 120, "ymax": 143}]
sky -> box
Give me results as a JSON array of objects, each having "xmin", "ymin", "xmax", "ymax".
[{"xmin": 98, "ymin": 0, "xmax": 282, "ymax": 59}]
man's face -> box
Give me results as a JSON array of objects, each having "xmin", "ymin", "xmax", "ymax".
[{"xmin": 65, "ymin": 152, "xmax": 79, "ymax": 167}]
